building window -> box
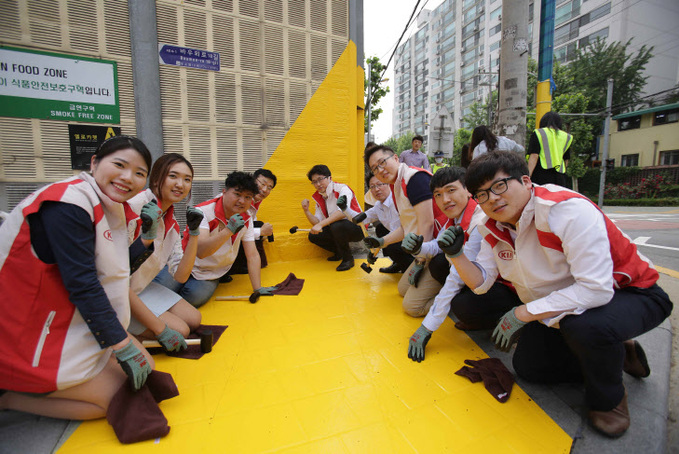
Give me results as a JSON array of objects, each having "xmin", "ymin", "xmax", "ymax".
[
  {"xmin": 620, "ymin": 154, "xmax": 639, "ymax": 167},
  {"xmin": 653, "ymin": 108, "xmax": 679, "ymax": 126},
  {"xmin": 579, "ymin": 27, "xmax": 609, "ymax": 49},
  {"xmin": 555, "ymin": 0, "xmax": 581, "ymax": 27},
  {"xmin": 490, "ymin": 6, "xmax": 502, "ymax": 21},
  {"xmin": 490, "ymin": 23, "xmax": 502, "ymax": 36},
  {"xmin": 660, "ymin": 150, "xmax": 679, "ymax": 166},
  {"xmin": 617, "ymin": 116, "xmax": 641, "ymax": 131}
]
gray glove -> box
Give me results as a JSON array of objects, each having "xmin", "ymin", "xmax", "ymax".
[
  {"xmin": 437, "ymin": 225, "xmax": 465, "ymax": 258},
  {"xmin": 186, "ymin": 206, "xmax": 204, "ymax": 236},
  {"xmin": 140, "ymin": 199, "xmax": 163, "ymax": 241},
  {"xmin": 156, "ymin": 325, "xmax": 188, "ymax": 352},
  {"xmin": 363, "ymin": 236, "xmax": 384, "ymax": 249},
  {"xmin": 491, "ymin": 308, "xmax": 527, "ymax": 352},
  {"xmin": 227, "ymin": 214, "xmax": 245, "ymax": 234},
  {"xmin": 337, "ymin": 195, "xmax": 348, "ymax": 211},
  {"xmin": 408, "ymin": 261, "xmax": 425, "ymax": 287},
  {"xmin": 256, "ymin": 286, "xmax": 278, "ymax": 296},
  {"xmin": 401, "ymin": 233, "xmax": 424, "ymax": 255},
  {"xmin": 114, "ymin": 342, "xmax": 152, "ymax": 390},
  {"xmin": 408, "ymin": 325, "xmax": 433, "ymax": 362}
]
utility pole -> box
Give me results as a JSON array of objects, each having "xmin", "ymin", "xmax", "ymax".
[
  {"xmin": 366, "ymin": 60, "xmax": 372, "ymax": 145},
  {"xmin": 496, "ymin": 0, "xmax": 529, "ymax": 146},
  {"xmin": 597, "ymin": 79, "xmax": 614, "ymax": 208}
]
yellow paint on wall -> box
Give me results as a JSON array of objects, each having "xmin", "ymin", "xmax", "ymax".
[{"xmin": 257, "ymin": 41, "xmax": 366, "ymax": 262}]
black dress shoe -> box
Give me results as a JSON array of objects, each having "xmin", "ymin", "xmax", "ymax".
[
  {"xmin": 336, "ymin": 259, "xmax": 355, "ymax": 271},
  {"xmin": 379, "ymin": 263, "xmax": 403, "ymax": 273},
  {"xmin": 219, "ymin": 274, "xmax": 233, "ymax": 283},
  {"xmin": 327, "ymin": 254, "xmax": 343, "ymax": 261}
]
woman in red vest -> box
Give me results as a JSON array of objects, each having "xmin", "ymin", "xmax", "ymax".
[{"xmin": 0, "ymin": 136, "xmax": 158, "ymax": 420}]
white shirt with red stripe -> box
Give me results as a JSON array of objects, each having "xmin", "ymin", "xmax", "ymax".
[
  {"xmin": 0, "ymin": 173, "xmax": 130, "ymax": 392},
  {"xmin": 473, "ymin": 184, "xmax": 658, "ymax": 326},
  {"xmin": 188, "ymin": 195, "xmax": 255, "ymax": 280},
  {"xmin": 391, "ymin": 163, "xmax": 442, "ymax": 237},
  {"xmin": 311, "ymin": 180, "xmax": 361, "ymax": 222},
  {"xmin": 126, "ymin": 189, "xmax": 182, "ymax": 293},
  {"xmin": 422, "ymin": 200, "xmax": 487, "ymax": 332},
  {"xmin": 363, "ymin": 196, "xmax": 401, "ymax": 233}
]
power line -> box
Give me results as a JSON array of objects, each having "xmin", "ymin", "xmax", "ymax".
[{"xmin": 368, "ymin": 0, "xmax": 424, "ymax": 106}]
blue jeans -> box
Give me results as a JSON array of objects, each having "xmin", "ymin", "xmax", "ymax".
[{"xmin": 153, "ymin": 266, "xmax": 219, "ymax": 308}]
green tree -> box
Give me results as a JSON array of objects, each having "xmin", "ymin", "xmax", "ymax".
[
  {"xmin": 568, "ymin": 39, "xmax": 653, "ymax": 116},
  {"xmin": 452, "ymin": 128, "xmax": 472, "ymax": 166},
  {"xmin": 461, "ymin": 90, "xmax": 499, "ymax": 129},
  {"xmin": 365, "ymin": 56, "xmax": 390, "ymax": 130}
]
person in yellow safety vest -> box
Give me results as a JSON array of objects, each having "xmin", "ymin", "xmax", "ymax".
[
  {"xmin": 431, "ymin": 151, "xmax": 448, "ymax": 173},
  {"xmin": 527, "ymin": 111, "xmax": 573, "ymax": 186}
]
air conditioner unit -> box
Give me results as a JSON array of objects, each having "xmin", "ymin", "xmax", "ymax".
[
  {"xmin": 461, "ymin": 46, "xmax": 467, "ymax": 53},
  {"xmin": 474, "ymin": 26, "xmax": 479, "ymax": 32},
  {"xmin": 479, "ymin": 7, "xmax": 484, "ymax": 14},
  {"xmin": 479, "ymin": 50, "xmax": 483, "ymax": 56}
]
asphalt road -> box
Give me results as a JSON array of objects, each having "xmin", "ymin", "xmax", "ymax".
[{"xmin": 603, "ymin": 206, "xmax": 679, "ymax": 272}]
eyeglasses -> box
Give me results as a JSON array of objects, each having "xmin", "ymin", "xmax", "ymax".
[
  {"xmin": 256, "ymin": 178, "xmax": 275, "ymax": 191},
  {"xmin": 311, "ymin": 176, "xmax": 328, "ymax": 186},
  {"xmin": 369, "ymin": 182, "xmax": 388, "ymax": 191},
  {"xmin": 370, "ymin": 154, "xmax": 394, "ymax": 175},
  {"xmin": 472, "ymin": 177, "xmax": 518, "ymax": 204}
]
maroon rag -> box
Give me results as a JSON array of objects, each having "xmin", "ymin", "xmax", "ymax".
[
  {"xmin": 147, "ymin": 324, "xmax": 228, "ymax": 359},
  {"xmin": 455, "ymin": 358, "xmax": 515, "ymax": 403},
  {"xmin": 271, "ymin": 273, "xmax": 305, "ymax": 295},
  {"xmin": 106, "ymin": 371, "xmax": 179, "ymax": 444}
]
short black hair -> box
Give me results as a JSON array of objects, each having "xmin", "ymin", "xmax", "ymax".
[
  {"xmin": 412, "ymin": 135, "xmax": 424, "ymax": 143},
  {"xmin": 307, "ymin": 164, "xmax": 331, "ymax": 180},
  {"xmin": 365, "ymin": 172, "xmax": 380, "ymax": 188},
  {"xmin": 224, "ymin": 171, "xmax": 259, "ymax": 195},
  {"xmin": 254, "ymin": 168, "xmax": 277, "ymax": 188},
  {"xmin": 364, "ymin": 145, "xmax": 394, "ymax": 166},
  {"xmin": 430, "ymin": 166, "xmax": 467, "ymax": 192},
  {"xmin": 465, "ymin": 151, "xmax": 529, "ymax": 195}
]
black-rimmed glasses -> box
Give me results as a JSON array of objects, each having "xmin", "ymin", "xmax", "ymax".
[{"xmin": 472, "ymin": 177, "xmax": 518, "ymax": 204}]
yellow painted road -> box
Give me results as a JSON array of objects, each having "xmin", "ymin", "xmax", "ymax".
[{"xmin": 60, "ymin": 258, "xmax": 571, "ymax": 453}]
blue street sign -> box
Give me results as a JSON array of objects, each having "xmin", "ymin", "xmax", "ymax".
[{"xmin": 158, "ymin": 44, "xmax": 220, "ymax": 72}]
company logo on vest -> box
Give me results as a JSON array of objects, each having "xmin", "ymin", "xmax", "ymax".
[{"xmin": 498, "ymin": 250, "xmax": 514, "ymax": 260}]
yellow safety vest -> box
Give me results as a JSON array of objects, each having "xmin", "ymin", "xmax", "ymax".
[
  {"xmin": 534, "ymin": 128, "xmax": 573, "ymax": 173},
  {"xmin": 432, "ymin": 163, "xmax": 447, "ymax": 173}
]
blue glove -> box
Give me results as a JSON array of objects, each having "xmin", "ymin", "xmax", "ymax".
[
  {"xmin": 437, "ymin": 225, "xmax": 465, "ymax": 258},
  {"xmin": 140, "ymin": 199, "xmax": 163, "ymax": 241},
  {"xmin": 336, "ymin": 195, "xmax": 348, "ymax": 211},
  {"xmin": 408, "ymin": 325, "xmax": 432, "ymax": 362},
  {"xmin": 227, "ymin": 214, "xmax": 245, "ymax": 234},
  {"xmin": 114, "ymin": 342, "xmax": 152, "ymax": 390},
  {"xmin": 256, "ymin": 286, "xmax": 278, "ymax": 296},
  {"xmin": 491, "ymin": 308, "xmax": 527, "ymax": 352},
  {"xmin": 363, "ymin": 236, "xmax": 384, "ymax": 249},
  {"xmin": 156, "ymin": 325, "xmax": 188, "ymax": 352},
  {"xmin": 408, "ymin": 261, "xmax": 425, "ymax": 287},
  {"xmin": 401, "ymin": 233, "xmax": 424, "ymax": 255},
  {"xmin": 186, "ymin": 206, "xmax": 204, "ymax": 236}
]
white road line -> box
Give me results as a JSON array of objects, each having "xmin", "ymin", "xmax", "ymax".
[{"xmin": 633, "ymin": 236, "xmax": 679, "ymax": 252}]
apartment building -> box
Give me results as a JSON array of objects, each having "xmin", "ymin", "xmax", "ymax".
[{"xmin": 392, "ymin": 0, "xmax": 679, "ymax": 149}]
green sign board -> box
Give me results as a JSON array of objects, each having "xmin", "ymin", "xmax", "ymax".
[{"xmin": 0, "ymin": 46, "xmax": 120, "ymax": 124}]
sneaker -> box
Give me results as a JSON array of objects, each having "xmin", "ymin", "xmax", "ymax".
[
  {"xmin": 336, "ymin": 259, "xmax": 354, "ymax": 271},
  {"xmin": 588, "ymin": 392, "xmax": 630, "ymax": 438}
]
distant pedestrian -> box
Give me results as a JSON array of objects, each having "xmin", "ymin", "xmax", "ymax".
[
  {"xmin": 527, "ymin": 112, "xmax": 573, "ymax": 186},
  {"xmin": 431, "ymin": 151, "xmax": 448, "ymax": 173},
  {"xmin": 400, "ymin": 135, "xmax": 431, "ymax": 171}
]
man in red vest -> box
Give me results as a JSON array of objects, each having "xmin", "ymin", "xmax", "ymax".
[
  {"xmin": 300, "ymin": 165, "xmax": 363, "ymax": 271},
  {"xmin": 444, "ymin": 151, "xmax": 673, "ymax": 438}
]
